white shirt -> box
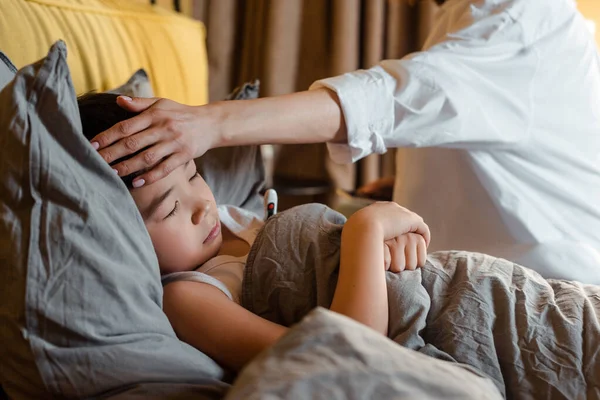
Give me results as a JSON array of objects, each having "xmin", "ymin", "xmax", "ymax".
[
  {"xmin": 312, "ymin": 0, "xmax": 600, "ymax": 283},
  {"xmin": 161, "ymin": 205, "xmax": 263, "ymax": 303}
]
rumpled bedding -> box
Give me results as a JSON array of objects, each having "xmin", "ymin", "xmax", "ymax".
[
  {"xmin": 241, "ymin": 204, "xmax": 600, "ymax": 399},
  {"xmin": 227, "ymin": 308, "xmax": 503, "ymax": 400}
]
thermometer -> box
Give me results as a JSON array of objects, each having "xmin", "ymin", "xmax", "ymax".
[{"xmin": 263, "ymin": 189, "xmax": 278, "ymax": 220}]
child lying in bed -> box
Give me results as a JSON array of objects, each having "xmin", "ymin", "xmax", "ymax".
[{"xmin": 78, "ymin": 93, "xmax": 431, "ymax": 372}]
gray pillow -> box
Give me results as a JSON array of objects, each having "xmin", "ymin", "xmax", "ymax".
[
  {"xmin": 0, "ymin": 49, "xmax": 15, "ymax": 400},
  {"xmin": 0, "ymin": 50, "xmax": 16, "ymax": 90},
  {"xmin": 106, "ymin": 68, "xmax": 154, "ymax": 98},
  {"xmin": 0, "ymin": 41, "xmax": 228, "ymax": 399},
  {"xmin": 196, "ymin": 80, "xmax": 266, "ymax": 215}
]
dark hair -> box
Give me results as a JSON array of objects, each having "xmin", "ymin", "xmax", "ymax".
[{"xmin": 78, "ymin": 92, "xmax": 146, "ymax": 188}]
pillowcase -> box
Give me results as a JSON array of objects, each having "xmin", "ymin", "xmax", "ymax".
[
  {"xmin": 195, "ymin": 80, "xmax": 266, "ymax": 215},
  {"xmin": 106, "ymin": 68, "xmax": 154, "ymax": 98},
  {"xmin": 0, "ymin": 50, "xmax": 16, "ymax": 90},
  {"xmin": 0, "ymin": 41, "xmax": 228, "ymax": 399}
]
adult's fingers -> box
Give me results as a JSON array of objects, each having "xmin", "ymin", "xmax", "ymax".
[
  {"xmin": 98, "ymin": 127, "xmax": 165, "ymax": 165},
  {"xmin": 131, "ymin": 152, "xmax": 190, "ymax": 187},
  {"xmin": 111, "ymin": 141, "xmax": 177, "ymax": 178},
  {"xmin": 116, "ymin": 96, "xmax": 160, "ymax": 113},
  {"xmin": 91, "ymin": 111, "xmax": 154, "ymax": 155}
]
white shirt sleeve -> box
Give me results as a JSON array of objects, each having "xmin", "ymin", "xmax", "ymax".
[{"xmin": 310, "ymin": 0, "xmax": 575, "ymax": 164}]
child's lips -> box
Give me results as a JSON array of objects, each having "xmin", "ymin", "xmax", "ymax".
[{"xmin": 204, "ymin": 221, "xmax": 220, "ymax": 244}]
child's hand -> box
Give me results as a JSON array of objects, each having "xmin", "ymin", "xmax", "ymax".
[
  {"xmin": 336, "ymin": 202, "xmax": 428, "ymax": 334},
  {"xmin": 383, "ymin": 233, "xmax": 427, "ymax": 272},
  {"xmin": 347, "ymin": 201, "xmax": 431, "ymax": 245}
]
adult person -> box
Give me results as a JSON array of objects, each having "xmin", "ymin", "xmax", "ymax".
[{"xmin": 90, "ymin": 0, "xmax": 600, "ymax": 284}]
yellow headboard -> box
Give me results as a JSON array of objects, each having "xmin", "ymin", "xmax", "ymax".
[{"xmin": 0, "ymin": 0, "xmax": 208, "ymax": 105}]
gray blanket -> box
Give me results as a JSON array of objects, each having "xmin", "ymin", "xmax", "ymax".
[
  {"xmin": 242, "ymin": 204, "xmax": 600, "ymax": 399},
  {"xmin": 227, "ymin": 308, "xmax": 503, "ymax": 400}
]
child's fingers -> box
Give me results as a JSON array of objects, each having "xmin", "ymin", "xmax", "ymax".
[
  {"xmin": 414, "ymin": 220, "xmax": 431, "ymax": 248},
  {"xmin": 404, "ymin": 241, "xmax": 418, "ymax": 271},
  {"xmin": 417, "ymin": 237, "xmax": 427, "ymax": 267},
  {"xmin": 384, "ymin": 243, "xmax": 392, "ymax": 271},
  {"xmin": 389, "ymin": 242, "xmax": 406, "ymax": 273}
]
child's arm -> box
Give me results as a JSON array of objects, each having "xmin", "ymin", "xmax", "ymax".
[
  {"xmin": 329, "ymin": 202, "xmax": 430, "ymax": 335},
  {"xmin": 330, "ymin": 220, "xmax": 389, "ymax": 334},
  {"xmin": 163, "ymin": 281, "xmax": 287, "ymax": 372},
  {"xmin": 163, "ymin": 202, "xmax": 429, "ymax": 371}
]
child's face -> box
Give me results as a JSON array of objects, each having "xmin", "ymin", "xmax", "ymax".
[{"xmin": 130, "ymin": 161, "xmax": 222, "ymax": 274}]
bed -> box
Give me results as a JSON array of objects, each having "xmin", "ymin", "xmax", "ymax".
[
  {"xmin": 242, "ymin": 204, "xmax": 600, "ymax": 399},
  {"xmin": 1, "ymin": 1, "xmax": 598, "ymax": 399},
  {"xmin": 0, "ymin": 39, "xmax": 505, "ymax": 399}
]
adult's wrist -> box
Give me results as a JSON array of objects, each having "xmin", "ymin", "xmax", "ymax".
[
  {"xmin": 195, "ymin": 89, "xmax": 348, "ymax": 153},
  {"xmin": 193, "ymin": 100, "xmax": 229, "ymax": 153}
]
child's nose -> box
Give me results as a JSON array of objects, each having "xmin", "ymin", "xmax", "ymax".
[{"xmin": 191, "ymin": 200, "xmax": 210, "ymax": 225}]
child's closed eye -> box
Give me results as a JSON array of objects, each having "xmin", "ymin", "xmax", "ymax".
[
  {"xmin": 165, "ymin": 200, "xmax": 180, "ymax": 219},
  {"xmin": 162, "ymin": 172, "xmax": 199, "ymax": 220}
]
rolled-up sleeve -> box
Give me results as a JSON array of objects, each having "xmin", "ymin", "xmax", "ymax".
[
  {"xmin": 311, "ymin": 1, "xmax": 540, "ymax": 164},
  {"xmin": 310, "ymin": 66, "xmax": 395, "ymax": 164}
]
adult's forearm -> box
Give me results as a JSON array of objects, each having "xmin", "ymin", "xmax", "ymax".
[
  {"xmin": 329, "ymin": 225, "xmax": 389, "ymax": 335},
  {"xmin": 209, "ymin": 88, "xmax": 347, "ymax": 148}
]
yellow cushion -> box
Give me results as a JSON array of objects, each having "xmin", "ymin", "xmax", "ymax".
[{"xmin": 0, "ymin": 0, "xmax": 208, "ymax": 105}]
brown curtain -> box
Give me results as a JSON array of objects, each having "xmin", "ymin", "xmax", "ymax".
[{"xmin": 161, "ymin": 0, "xmax": 439, "ymax": 197}]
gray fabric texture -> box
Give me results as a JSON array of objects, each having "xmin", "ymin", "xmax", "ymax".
[
  {"xmin": 227, "ymin": 308, "xmax": 503, "ymax": 400},
  {"xmin": 242, "ymin": 203, "xmax": 600, "ymax": 399},
  {"xmin": 195, "ymin": 81, "xmax": 265, "ymax": 215},
  {"xmin": 96, "ymin": 382, "xmax": 227, "ymax": 400},
  {"xmin": 0, "ymin": 49, "xmax": 22, "ymax": 399},
  {"xmin": 106, "ymin": 68, "xmax": 154, "ymax": 98},
  {"xmin": 0, "ymin": 50, "xmax": 16, "ymax": 90},
  {"xmin": 0, "ymin": 41, "xmax": 228, "ymax": 399}
]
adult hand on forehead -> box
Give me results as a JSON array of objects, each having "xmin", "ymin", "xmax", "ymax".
[
  {"xmin": 90, "ymin": 96, "xmax": 215, "ymax": 188},
  {"xmin": 89, "ymin": 89, "xmax": 348, "ymax": 187}
]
